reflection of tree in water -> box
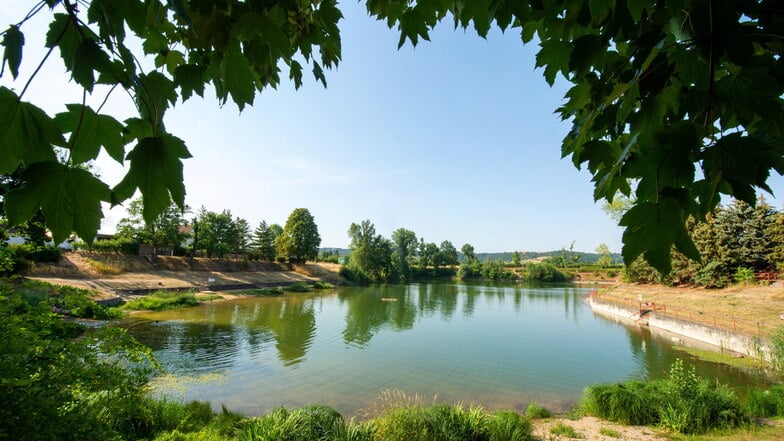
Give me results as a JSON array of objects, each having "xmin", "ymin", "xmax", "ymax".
[
  {"xmin": 340, "ymin": 285, "xmax": 416, "ymax": 346},
  {"xmin": 267, "ymin": 298, "xmax": 317, "ymax": 365}
]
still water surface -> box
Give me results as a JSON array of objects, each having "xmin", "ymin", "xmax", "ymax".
[{"xmin": 119, "ymin": 283, "xmax": 772, "ymax": 416}]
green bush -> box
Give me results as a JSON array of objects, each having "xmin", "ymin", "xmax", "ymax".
[
  {"xmin": 10, "ymin": 243, "xmax": 62, "ymax": 263},
  {"xmin": 284, "ymin": 282, "xmax": 311, "ymax": 293},
  {"xmin": 734, "ymin": 267, "xmax": 756, "ymax": 284},
  {"xmin": 73, "ymin": 238, "xmax": 141, "ymax": 255},
  {"xmin": 522, "ymin": 262, "xmax": 569, "ymax": 282},
  {"xmin": 311, "ymin": 281, "xmax": 335, "ymax": 289},
  {"xmin": 0, "ymin": 245, "xmax": 17, "ymax": 275},
  {"xmin": 340, "ymin": 266, "xmax": 371, "ymax": 285}
]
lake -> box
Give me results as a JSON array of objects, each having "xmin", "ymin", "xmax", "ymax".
[{"xmin": 119, "ymin": 282, "xmax": 773, "ymax": 416}]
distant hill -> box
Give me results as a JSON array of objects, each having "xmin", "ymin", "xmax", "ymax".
[
  {"xmin": 321, "ymin": 247, "xmax": 622, "ymax": 265},
  {"xmin": 475, "ymin": 250, "xmax": 622, "ymax": 265}
]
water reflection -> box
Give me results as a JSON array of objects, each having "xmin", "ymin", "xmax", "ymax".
[{"xmin": 119, "ymin": 283, "xmax": 774, "ymax": 415}]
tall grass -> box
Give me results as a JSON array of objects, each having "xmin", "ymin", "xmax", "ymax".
[
  {"xmin": 580, "ymin": 359, "xmax": 748, "ymax": 434},
  {"xmin": 745, "ymin": 386, "xmax": 784, "ymax": 418},
  {"xmin": 372, "ymin": 404, "xmax": 532, "ymax": 441},
  {"xmin": 237, "ymin": 405, "xmax": 349, "ymax": 441}
]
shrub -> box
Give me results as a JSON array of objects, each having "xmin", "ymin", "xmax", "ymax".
[
  {"xmin": 522, "ymin": 262, "xmax": 569, "ymax": 282},
  {"xmin": 734, "ymin": 267, "xmax": 756, "ymax": 284},
  {"xmin": 74, "ymin": 238, "xmax": 141, "ymax": 255},
  {"xmin": 311, "ymin": 281, "xmax": 335, "ymax": 289},
  {"xmin": 340, "ymin": 266, "xmax": 371, "ymax": 285},
  {"xmin": 284, "ymin": 282, "xmax": 311, "ymax": 292},
  {"xmin": 10, "ymin": 243, "xmax": 62, "ymax": 263}
]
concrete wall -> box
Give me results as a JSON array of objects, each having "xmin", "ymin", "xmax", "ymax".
[
  {"xmin": 589, "ymin": 297, "xmax": 771, "ymax": 361},
  {"xmin": 649, "ymin": 314, "xmax": 770, "ymax": 361}
]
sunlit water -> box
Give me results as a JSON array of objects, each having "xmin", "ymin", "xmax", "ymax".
[{"xmin": 117, "ymin": 283, "xmax": 774, "ymax": 416}]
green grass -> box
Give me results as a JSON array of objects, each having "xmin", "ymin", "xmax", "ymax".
[
  {"xmin": 745, "ymin": 386, "xmax": 784, "ymax": 418},
  {"xmin": 525, "ymin": 401, "xmax": 551, "ymax": 419},
  {"xmin": 550, "ymin": 422, "xmax": 582, "ymax": 438},
  {"xmin": 579, "ymin": 360, "xmax": 749, "ymax": 434},
  {"xmin": 598, "ymin": 427, "xmax": 620, "ymax": 438},
  {"xmin": 234, "ymin": 287, "xmax": 285, "ymax": 296},
  {"xmin": 196, "ymin": 294, "xmax": 224, "ymax": 302},
  {"xmin": 311, "ymin": 281, "xmax": 335, "ymax": 289},
  {"xmin": 372, "ymin": 404, "xmax": 532, "ymax": 441},
  {"xmin": 122, "ymin": 290, "xmax": 201, "ymax": 311}
]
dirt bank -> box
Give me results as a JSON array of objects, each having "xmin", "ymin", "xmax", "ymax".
[{"xmin": 27, "ymin": 252, "xmax": 341, "ymax": 299}]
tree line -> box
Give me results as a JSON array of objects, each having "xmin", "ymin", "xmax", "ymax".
[{"xmin": 108, "ymin": 199, "xmax": 322, "ymax": 264}]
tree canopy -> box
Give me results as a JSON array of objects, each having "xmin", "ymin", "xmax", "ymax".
[
  {"xmin": 1, "ymin": 0, "xmax": 783, "ymax": 274},
  {"xmin": 276, "ymin": 208, "xmax": 320, "ymax": 263}
]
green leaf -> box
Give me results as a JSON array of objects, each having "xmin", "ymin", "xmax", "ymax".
[
  {"xmin": 5, "ymin": 161, "xmax": 110, "ymax": 243},
  {"xmin": 398, "ymin": 8, "xmax": 431, "ymax": 48},
  {"xmin": 569, "ymin": 34, "xmax": 604, "ymax": 74},
  {"xmin": 46, "ymin": 14, "xmax": 82, "ymax": 82},
  {"xmin": 701, "ymin": 133, "xmax": 784, "ymax": 205},
  {"xmin": 174, "ymin": 64, "xmax": 205, "ymax": 100},
  {"xmin": 536, "ymin": 39, "xmax": 572, "ymax": 86},
  {"xmin": 112, "ymin": 134, "xmax": 192, "ymax": 223},
  {"xmin": 0, "ymin": 87, "xmax": 61, "ymax": 173},
  {"xmin": 289, "ymin": 60, "xmax": 303, "ymax": 89},
  {"xmin": 123, "ymin": 117, "xmax": 154, "ymax": 143},
  {"xmin": 54, "ymin": 104, "xmax": 125, "ymax": 164},
  {"xmin": 72, "ymin": 39, "xmax": 112, "ymax": 92},
  {"xmin": 461, "ymin": 0, "xmax": 492, "ymax": 37},
  {"xmin": 1, "ymin": 25, "xmax": 24, "ymax": 79},
  {"xmin": 220, "ymin": 51, "xmax": 256, "ymax": 110},
  {"xmin": 620, "ymin": 199, "xmax": 699, "ymax": 275},
  {"xmin": 312, "ymin": 62, "xmax": 326, "ymax": 87},
  {"xmin": 134, "ymin": 72, "xmax": 177, "ymax": 128}
]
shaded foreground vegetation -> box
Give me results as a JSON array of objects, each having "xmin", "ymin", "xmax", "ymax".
[{"xmin": 4, "ymin": 278, "xmax": 784, "ymax": 441}]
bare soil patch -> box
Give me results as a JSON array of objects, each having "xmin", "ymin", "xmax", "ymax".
[{"xmin": 531, "ymin": 416, "xmax": 669, "ymax": 440}]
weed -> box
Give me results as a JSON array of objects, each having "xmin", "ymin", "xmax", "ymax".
[
  {"xmin": 598, "ymin": 427, "xmax": 620, "ymax": 438},
  {"xmin": 549, "ymin": 422, "xmax": 582, "ymax": 438}
]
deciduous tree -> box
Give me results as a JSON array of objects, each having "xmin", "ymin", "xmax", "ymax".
[
  {"xmin": 2, "ymin": 0, "xmax": 782, "ymax": 275},
  {"xmin": 276, "ymin": 208, "xmax": 320, "ymax": 263}
]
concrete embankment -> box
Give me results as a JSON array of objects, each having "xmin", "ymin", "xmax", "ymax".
[{"xmin": 589, "ymin": 296, "xmax": 771, "ymax": 361}]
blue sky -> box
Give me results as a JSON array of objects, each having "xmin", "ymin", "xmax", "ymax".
[{"xmin": 3, "ymin": 3, "xmax": 783, "ymax": 253}]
